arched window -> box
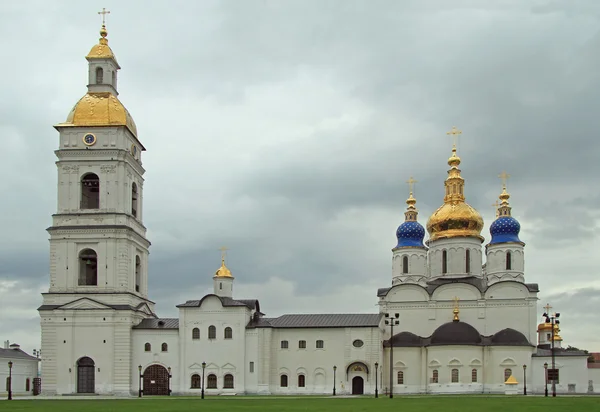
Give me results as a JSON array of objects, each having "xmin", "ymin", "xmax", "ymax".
[
  {"xmin": 81, "ymin": 173, "xmax": 100, "ymax": 209},
  {"xmin": 316, "ymin": 340, "xmax": 324, "ymax": 349},
  {"xmin": 432, "ymin": 370, "xmax": 439, "ymax": 383},
  {"xmin": 504, "ymin": 368, "xmax": 512, "ymax": 382},
  {"xmin": 219, "ymin": 282, "xmax": 222, "ymax": 290},
  {"xmin": 207, "ymin": 374, "xmax": 217, "ymax": 389},
  {"xmin": 111, "ymin": 71, "xmax": 116, "ymax": 86},
  {"xmin": 280, "ymin": 374, "xmax": 288, "ymax": 387},
  {"xmin": 223, "ymin": 374, "xmax": 234, "ymax": 389},
  {"xmin": 131, "ymin": 183, "xmax": 138, "ymax": 218},
  {"xmin": 451, "ymin": 368, "xmax": 459, "ymax": 383},
  {"xmin": 161, "ymin": 343, "xmax": 168, "ymax": 352},
  {"xmin": 465, "ymin": 249, "xmax": 471, "ymax": 273},
  {"xmin": 96, "ymin": 67, "xmax": 103, "ymax": 84},
  {"xmin": 135, "ymin": 255, "xmax": 141, "ymax": 292},
  {"xmin": 191, "ymin": 374, "xmax": 201, "ymax": 388},
  {"xmin": 506, "ymin": 252, "xmax": 512, "ymax": 270},
  {"xmin": 224, "ymin": 327, "xmax": 233, "ymax": 339},
  {"xmin": 442, "ymin": 250, "xmax": 448, "ymax": 274},
  {"xmin": 402, "ymin": 255, "xmax": 409, "ymax": 274},
  {"xmin": 298, "ymin": 374, "xmax": 305, "ymax": 387},
  {"xmin": 208, "ymin": 325, "xmax": 216, "ymax": 339},
  {"xmin": 26, "ymin": 378, "xmax": 30, "ymax": 392},
  {"xmin": 144, "ymin": 342, "xmax": 151, "ymax": 352},
  {"xmin": 397, "ymin": 370, "xmax": 404, "ymax": 384},
  {"xmin": 78, "ymin": 248, "xmax": 98, "ymax": 286},
  {"xmin": 471, "ymin": 369, "xmax": 477, "ymax": 383},
  {"xmin": 192, "ymin": 328, "xmax": 200, "ymax": 340}
]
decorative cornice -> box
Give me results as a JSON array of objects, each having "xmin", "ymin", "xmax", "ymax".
[{"xmin": 46, "ymin": 225, "xmax": 151, "ymax": 247}]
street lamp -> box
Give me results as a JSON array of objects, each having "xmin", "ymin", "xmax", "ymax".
[
  {"xmin": 385, "ymin": 312, "xmax": 399, "ymax": 399},
  {"xmin": 167, "ymin": 367, "xmax": 172, "ymax": 396},
  {"xmin": 522, "ymin": 364, "xmax": 527, "ymax": 395},
  {"xmin": 201, "ymin": 362, "xmax": 206, "ymax": 399},
  {"xmin": 333, "ymin": 366, "xmax": 337, "ymax": 396},
  {"xmin": 375, "ymin": 362, "xmax": 379, "ymax": 398},
  {"xmin": 543, "ymin": 362, "xmax": 548, "ymax": 397},
  {"xmin": 7, "ymin": 361, "xmax": 13, "ymax": 401},
  {"xmin": 542, "ymin": 308, "xmax": 560, "ymax": 397},
  {"xmin": 138, "ymin": 365, "xmax": 143, "ymax": 397}
]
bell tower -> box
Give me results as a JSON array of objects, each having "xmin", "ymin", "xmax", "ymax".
[{"xmin": 39, "ymin": 17, "xmax": 155, "ymax": 396}]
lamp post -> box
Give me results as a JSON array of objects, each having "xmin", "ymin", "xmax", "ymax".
[
  {"xmin": 333, "ymin": 365, "xmax": 337, "ymax": 396},
  {"xmin": 384, "ymin": 312, "xmax": 399, "ymax": 399},
  {"xmin": 167, "ymin": 367, "xmax": 172, "ymax": 396},
  {"xmin": 7, "ymin": 361, "xmax": 13, "ymax": 400},
  {"xmin": 522, "ymin": 364, "xmax": 527, "ymax": 395},
  {"xmin": 138, "ymin": 365, "xmax": 143, "ymax": 397},
  {"xmin": 542, "ymin": 308, "xmax": 560, "ymax": 397},
  {"xmin": 201, "ymin": 362, "xmax": 206, "ymax": 399},
  {"xmin": 543, "ymin": 362, "xmax": 548, "ymax": 397},
  {"xmin": 375, "ymin": 362, "xmax": 379, "ymax": 398}
]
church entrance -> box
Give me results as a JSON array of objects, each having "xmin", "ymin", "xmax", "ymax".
[
  {"xmin": 352, "ymin": 376, "xmax": 364, "ymax": 395},
  {"xmin": 77, "ymin": 357, "xmax": 95, "ymax": 394},
  {"xmin": 143, "ymin": 365, "xmax": 170, "ymax": 395}
]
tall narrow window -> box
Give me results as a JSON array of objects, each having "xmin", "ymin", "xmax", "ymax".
[
  {"xmin": 78, "ymin": 248, "xmax": 98, "ymax": 286},
  {"xmin": 192, "ymin": 328, "xmax": 200, "ymax": 340},
  {"xmin": 298, "ymin": 374, "xmax": 305, "ymax": 387},
  {"xmin": 111, "ymin": 71, "xmax": 116, "ymax": 86},
  {"xmin": 208, "ymin": 325, "xmax": 216, "ymax": 339},
  {"xmin": 316, "ymin": 340, "xmax": 324, "ymax": 349},
  {"xmin": 135, "ymin": 255, "xmax": 141, "ymax": 292},
  {"xmin": 506, "ymin": 251, "xmax": 512, "ymax": 270},
  {"xmin": 471, "ymin": 369, "xmax": 477, "ymax": 383},
  {"xmin": 249, "ymin": 362, "xmax": 254, "ymax": 373},
  {"xmin": 504, "ymin": 368, "xmax": 512, "ymax": 382},
  {"xmin": 131, "ymin": 183, "xmax": 138, "ymax": 218},
  {"xmin": 81, "ymin": 173, "xmax": 100, "ymax": 209},
  {"xmin": 397, "ymin": 371, "xmax": 404, "ymax": 384},
  {"xmin": 432, "ymin": 370, "xmax": 439, "ymax": 383},
  {"xmin": 161, "ymin": 343, "xmax": 168, "ymax": 352},
  {"xmin": 280, "ymin": 374, "xmax": 288, "ymax": 387},
  {"xmin": 442, "ymin": 250, "xmax": 448, "ymax": 274},
  {"xmin": 465, "ymin": 249, "xmax": 471, "ymax": 273},
  {"xmin": 451, "ymin": 368, "xmax": 459, "ymax": 383},
  {"xmin": 144, "ymin": 342, "xmax": 151, "ymax": 352},
  {"xmin": 26, "ymin": 378, "xmax": 30, "ymax": 392},
  {"xmin": 223, "ymin": 374, "xmax": 234, "ymax": 389},
  {"xmin": 224, "ymin": 327, "xmax": 233, "ymax": 339},
  {"xmin": 207, "ymin": 374, "xmax": 217, "ymax": 389},
  {"xmin": 191, "ymin": 374, "xmax": 201, "ymax": 388},
  {"xmin": 402, "ymin": 256, "xmax": 409, "ymax": 274},
  {"xmin": 96, "ymin": 67, "xmax": 103, "ymax": 84}
]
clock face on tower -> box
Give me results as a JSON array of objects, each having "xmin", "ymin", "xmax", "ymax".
[{"xmin": 83, "ymin": 133, "xmax": 97, "ymax": 146}]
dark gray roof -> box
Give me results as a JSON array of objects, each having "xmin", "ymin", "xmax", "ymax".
[
  {"xmin": 533, "ymin": 347, "xmax": 589, "ymax": 357},
  {"xmin": 491, "ymin": 328, "xmax": 531, "ymax": 346},
  {"xmin": 133, "ymin": 318, "xmax": 179, "ymax": 330},
  {"xmin": 377, "ymin": 279, "xmax": 539, "ymax": 298},
  {"xmin": 0, "ymin": 348, "xmax": 39, "ymax": 361},
  {"xmin": 430, "ymin": 321, "xmax": 483, "ymax": 345},
  {"xmin": 248, "ymin": 313, "xmax": 382, "ymax": 329},
  {"xmin": 176, "ymin": 295, "xmax": 259, "ymax": 311}
]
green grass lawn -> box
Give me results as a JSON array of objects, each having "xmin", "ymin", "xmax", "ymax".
[{"xmin": 1, "ymin": 396, "xmax": 599, "ymax": 412}]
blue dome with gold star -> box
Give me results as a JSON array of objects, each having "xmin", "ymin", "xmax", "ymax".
[
  {"xmin": 489, "ymin": 216, "xmax": 521, "ymax": 244},
  {"xmin": 396, "ymin": 220, "xmax": 425, "ymax": 248}
]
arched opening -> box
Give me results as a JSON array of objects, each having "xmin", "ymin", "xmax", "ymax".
[
  {"xmin": 465, "ymin": 249, "xmax": 471, "ymax": 273},
  {"xmin": 471, "ymin": 369, "xmax": 478, "ymax": 382},
  {"xmin": 402, "ymin": 255, "xmax": 409, "ymax": 274},
  {"xmin": 432, "ymin": 369, "xmax": 439, "ymax": 383},
  {"xmin": 135, "ymin": 255, "xmax": 141, "ymax": 292},
  {"xmin": 161, "ymin": 343, "xmax": 168, "ymax": 352},
  {"xmin": 77, "ymin": 357, "xmax": 95, "ymax": 393},
  {"xmin": 224, "ymin": 327, "xmax": 232, "ymax": 339},
  {"xmin": 351, "ymin": 376, "xmax": 364, "ymax": 395},
  {"xmin": 81, "ymin": 173, "xmax": 100, "ymax": 209},
  {"xmin": 451, "ymin": 368, "xmax": 459, "ymax": 383},
  {"xmin": 208, "ymin": 325, "xmax": 216, "ymax": 339},
  {"xmin": 78, "ymin": 249, "xmax": 98, "ymax": 286},
  {"xmin": 192, "ymin": 328, "xmax": 200, "ymax": 340},
  {"xmin": 111, "ymin": 71, "xmax": 116, "ymax": 86},
  {"xmin": 144, "ymin": 342, "xmax": 151, "ymax": 352},
  {"xmin": 504, "ymin": 368, "xmax": 512, "ymax": 382},
  {"xmin": 298, "ymin": 374, "xmax": 305, "ymax": 387},
  {"xmin": 506, "ymin": 251, "xmax": 512, "ymax": 270},
  {"xmin": 442, "ymin": 250, "xmax": 448, "ymax": 274},
  {"xmin": 207, "ymin": 374, "xmax": 217, "ymax": 389},
  {"xmin": 143, "ymin": 364, "xmax": 170, "ymax": 395},
  {"xmin": 26, "ymin": 378, "xmax": 30, "ymax": 392},
  {"xmin": 280, "ymin": 374, "xmax": 288, "ymax": 387},
  {"xmin": 191, "ymin": 374, "xmax": 201, "ymax": 389},
  {"xmin": 223, "ymin": 374, "xmax": 234, "ymax": 389},
  {"xmin": 96, "ymin": 67, "xmax": 103, "ymax": 84},
  {"xmin": 397, "ymin": 370, "xmax": 404, "ymax": 384},
  {"xmin": 131, "ymin": 182, "xmax": 138, "ymax": 218}
]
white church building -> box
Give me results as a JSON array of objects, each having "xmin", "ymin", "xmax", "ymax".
[{"xmin": 37, "ymin": 23, "xmax": 598, "ymax": 397}]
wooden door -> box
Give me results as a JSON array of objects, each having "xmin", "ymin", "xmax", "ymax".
[
  {"xmin": 77, "ymin": 357, "xmax": 95, "ymax": 393},
  {"xmin": 143, "ymin": 365, "xmax": 170, "ymax": 395}
]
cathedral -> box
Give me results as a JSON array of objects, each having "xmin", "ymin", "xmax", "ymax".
[{"xmin": 38, "ymin": 23, "xmax": 597, "ymax": 396}]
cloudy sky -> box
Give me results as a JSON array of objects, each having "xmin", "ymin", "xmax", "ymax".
[{"xmin": 1, "ymin": 0, "xmax": 599, "ymax": 354}]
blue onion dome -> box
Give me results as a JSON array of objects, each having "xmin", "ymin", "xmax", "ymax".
[
  {"xmin": 489, "ymin": 187, "xmax": 523, "ymax": 245},
  {"xmin": 395, "ymin": 192, "xmax": 426, "ymax": 248}
]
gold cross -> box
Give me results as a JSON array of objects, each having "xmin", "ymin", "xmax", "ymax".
[
  {"xmin": 219, "ymin": 246, "xmax": 229, "ymax": 262},
  {"xmin": 453, "ymin": 296, "xmax": 460, "ymax": 306},
  {"xmin": 498, "ymin": 171, "xmax": 510, "ymax": 189},
  {"xmin": 446, "ymin": 126, "xmax": 462, "ymax": 148},
  {"xmin": 98, "ymin": 7, "xmax": 111, "ymax": 26},
  {"xmin": 543, "ymin": 303, "xmax": 552, "ymax": 314},
  {"xmin": 406, "ymin": 176, "xmax": 417, "ymax": 194}
]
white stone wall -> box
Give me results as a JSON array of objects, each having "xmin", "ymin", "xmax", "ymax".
[
  {"xmin": 392, "ymin": 248, "xmax": 427, "ymax": 280},
  {"xmin": 427, "ymin": 237, "xmax": 484, "ymax": 278},
  {"xmin": 131, "ymin": 329, "xmax": 179, "ymax": 394},
  {"xmin": 0, "ymin": 356, "xmax": 38, "ymax": 395},
  {"xmin": 531, "ymin": 355, "xmax": 591, "ymax": 394},
  {"xmin": 485, "ymin": 243, "xmax": 525, "ymax": 285}
]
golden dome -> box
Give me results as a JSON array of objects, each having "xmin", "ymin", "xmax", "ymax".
[
  {"xmin": 214, "ymin": 258, "xmax": 233, "ymax": 278},
  {"xmin": 426, "ymin": 146, "xmax": 484, "ymax": 242},
  {"xmin": 86, "ymin": 25, "xmax": 116, "ymax": 60},
  {"xmin": 59, "ymin": 92, "xmax": 138, "ymax": 137}
]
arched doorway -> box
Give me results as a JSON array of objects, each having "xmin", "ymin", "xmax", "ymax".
[
  {"xmin": 77, "ymin": 357, "xmax": 95, "ymax": 393},
  {"xmin": 143, "ymin": 364, "xmax": 170, "ymax": 395},
  {"xmin": 352, "ymin": 376, "xmax": 364, "ymax": 395}
]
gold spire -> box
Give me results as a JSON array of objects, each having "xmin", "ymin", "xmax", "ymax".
[
  {"xmin": 452, "ymin": 296, "xmax": 460, "ymax": 322},
  {"xmin": 404, "ymin": 176, "xmax": 418, "ymax": 221},
  {"xmin": 214, "ymin": 247, "xmax": 233, "ymax": 278},
  {"xmin": 86, "ymin": 8, "xmax": 115, "ymax": 60}
]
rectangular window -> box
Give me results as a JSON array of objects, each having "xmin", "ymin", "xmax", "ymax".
[
  {"xmin": 249, "ymin": 362, "xmax": 254, "ymax": 373},
  {"xmin": 298, "ymin": 340, "xmax": 306, "ymax": 349},
  {"xmin": 316, "ymin": 340, "xmax": 324, "ymax": 349},
  {"xmin": 281, "ymin": 340, "xmax": 288, "ymax": 349},
  {"xmin": 471, "ymin": 369, "xmax": 477, "ymax": 383}
]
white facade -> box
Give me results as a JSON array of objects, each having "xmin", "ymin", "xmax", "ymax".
[
  {"xmin": 37, "ymin": 24, "xmax": 599, "ymax": 397},
  {"xmin": 0, "ymin": 342, "xmax": 39, "ymax": 396}
]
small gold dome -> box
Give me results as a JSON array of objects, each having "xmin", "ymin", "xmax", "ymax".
[
  {"xmin": 86, "ymin": 25, "xmax": 115, "ymax": 60},
  {"xmin": 214, "ymin": 259, "xmax": 233, "ymax": 278},
  {"xmin": 60, "ymin": 92, "xmax": 138, "ymax": 137}
]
